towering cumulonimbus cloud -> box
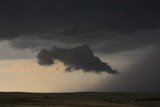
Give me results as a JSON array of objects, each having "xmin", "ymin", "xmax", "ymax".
[{"xmin": 37, "ymin": 44, "xmax": 118, "ymax": 74}]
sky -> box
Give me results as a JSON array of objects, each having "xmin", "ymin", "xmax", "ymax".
[{"xmin": 0, "ymin": 0, "xmax": 160, "ymax": 92}]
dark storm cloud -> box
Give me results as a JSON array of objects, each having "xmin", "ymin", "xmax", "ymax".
[
  {"xmin": 37, "ymin": 44, "xmax": 118, "ymax": 74},
  {"xmin": 0, "ymin": 0, "xmax": 160, "ymax": 53},
  {"xmin": 1, "ymin": 0, "xmax": 160, "ymax": 36},
  {"xmin": 37, "ymin": 48, "xmax": 54, "ymax": 65}
]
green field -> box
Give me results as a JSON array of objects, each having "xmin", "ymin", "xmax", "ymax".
[{"xmin": 0, "ymin": 92, "xmax": 159, "ymax": 107}]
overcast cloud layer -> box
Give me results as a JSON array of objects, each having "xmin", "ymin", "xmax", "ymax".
[{"xmin": 0, "ymin": 0, "xmax": 160, "ymax": 53}]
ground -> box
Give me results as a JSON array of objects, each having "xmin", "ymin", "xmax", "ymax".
[{"xmin": 0, "ymin": 92, "xmax": 160, "ymax": 107}]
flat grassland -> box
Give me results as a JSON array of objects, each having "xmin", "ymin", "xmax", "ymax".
[{"xmin": 0, "ymin": 92, "xmax": 159, "ymax": 107}]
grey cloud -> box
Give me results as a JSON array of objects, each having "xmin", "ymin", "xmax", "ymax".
[
  {"xmin": 9, "ymin": 28, "xmax": 160, "ymax": 55},
  {"xmin": 0, "ymin": 40, "xmax": 37, "ymax": 59},
  {"xmin": 94, "ymin": 29, "xmax": 160, "ymax": 53},
  {"xmin": 37, "ymin": 44, "xmax": 118, "ymax": 74},
  {"xmin": 9, "ymin": 36, "xmax": 82, "ymax": 50}
]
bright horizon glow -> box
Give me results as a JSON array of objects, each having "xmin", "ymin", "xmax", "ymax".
[{"xmin": 0, "ymin": 59, "xmax": 111, "ymax": 92}]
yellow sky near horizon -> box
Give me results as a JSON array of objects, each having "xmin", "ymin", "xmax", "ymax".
[{"xmin": 0, "ymin": 59, "xmax": 111, "ymax": 92}]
